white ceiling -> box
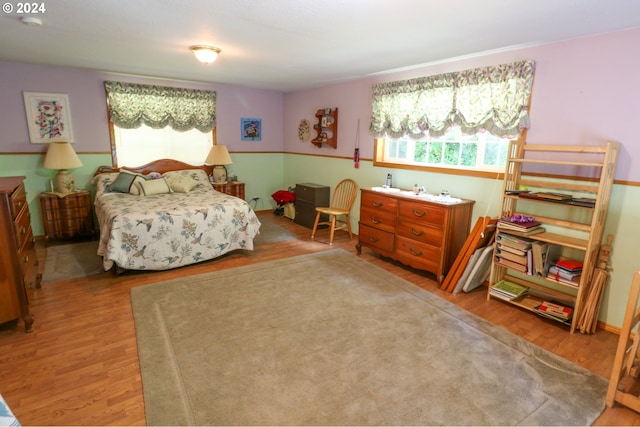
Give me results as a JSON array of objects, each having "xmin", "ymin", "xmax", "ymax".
[{"xmin": 1, "ymin": 0, "xmax": 639, "ymax": 92}]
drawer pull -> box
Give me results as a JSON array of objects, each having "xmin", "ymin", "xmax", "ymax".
[
  {"xmin": 23, "ymin": 255, "xmax": 29, "ymax": 263},
  {"xmin": 20, "ymin": 226, "xmax": 26, "ymax": 235},
  {"xmin": 413, "ymin": 208, "xmax": 427, "ymax": 217},
  {"xmin": 368, "ymin": 235, "xmax": 380, "ymax": 243},
  {"xmin": 411, "ymin": 227, "xmax": 425, "ymax": 236},
  {"xmin": 371, "ymin": 200, "xmax": 384, "ymax": 208},
  {"xmin": 18, "ymin": 201, "xmax": 23, "ymax": 208},
  {"xmin": 409, "ymin": 247, "xmax": 423, "ymax": 257},
  {"xmin": 370, "ymin": 216, "xmax": 382, "ymax": 224}
]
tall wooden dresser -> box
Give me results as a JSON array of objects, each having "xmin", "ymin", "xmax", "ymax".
[
  {"xmin": 0, "ymin": 176, "xmax": 38, "ymax": 332},
  {"xmin": 356, "ymin": 188, "xmax": 475, "ymax": 284},
  {"xmin": 294, "ymin": 183, "xmax": 330, "ymax": 229}
]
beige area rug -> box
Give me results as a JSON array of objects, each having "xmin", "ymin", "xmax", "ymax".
[
  {"xmin": 253, "ymin": 219, "xmax": 297, "ymax": 244},
  {"xmin": 131, "ymin": 249, "xmax": 608, "ymax": 426},
  {"xmin": 41, "ymin": 240, "xmax": 103, "ymax": 283}
]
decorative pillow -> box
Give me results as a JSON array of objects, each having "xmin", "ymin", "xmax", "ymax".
[
  {"xmin": 128, "ymin": 175, "xmax": 148, "ymax": 195},
  {"xmin": 147, "ymin": 171, "xmax": 163, "ymax": 180},
  {"xmin": 136, "ymin": 178, "xmax": 172, "ymax": 196},
  {"xmin": 165, "ymin": 174, "xmax": 199, "ymax": 193},
  {"xmin": 108, "ymin": 171, "xmax": 138, "ymax": 193}
]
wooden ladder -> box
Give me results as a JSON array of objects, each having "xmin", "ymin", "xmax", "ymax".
[{"xmin": 607, "ymin": 270, "xmax": 640, "ymax": 412}]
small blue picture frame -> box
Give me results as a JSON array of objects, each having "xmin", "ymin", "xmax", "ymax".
[{"xmin": 241, "ymin": 118, "xmax": 261, "ymax": 141}]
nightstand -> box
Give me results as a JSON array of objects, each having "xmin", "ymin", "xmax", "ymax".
[
  {"xmin": 212, "ymin": 182, "xmax": 245, "ymax": 200},
  {"xmin": 39, "ymin": 190, "xmax": 95, "ymax": 242}
]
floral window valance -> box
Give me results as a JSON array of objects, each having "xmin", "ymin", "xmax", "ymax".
[
  {"xmin": 369, "ymin": 59, "xmax": 535, "ymax": 139},
  {"xmin": 104, "ymin": 81, "xmax": 216, "ymax": 132}
]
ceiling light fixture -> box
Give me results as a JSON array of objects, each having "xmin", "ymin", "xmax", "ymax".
[
  {"xmin": 189, "ymin": 45, "xmax": 221, "ymax": 64},
  {"xmin": 20, "ymin": 16, "xmax": 43, "ymax": 26}
]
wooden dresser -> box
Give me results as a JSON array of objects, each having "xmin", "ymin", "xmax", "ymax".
[
  {"xmin": 0, "ymin": 176, "xmax": 38, "ymax": 332},
  {"xmin": 40, "ymin": 190, "xmax": 95, "ymax": 242},
  {"xmin": 356, "ymin": 188, "xmax": 475, "ymax": 284}
]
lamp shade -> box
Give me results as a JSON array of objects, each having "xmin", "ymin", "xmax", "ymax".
[
  {"xmin": 205, "ymin": 145, "xmax": 233, "ymax": 166},
  {"xmin": 43, "ymin": 141, "xmax": 83, "ymax": 170}
]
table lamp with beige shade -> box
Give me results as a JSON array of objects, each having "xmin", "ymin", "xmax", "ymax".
[{"xmin": 43, "ymin": 141, "xmax": 83, "ymax": 193}]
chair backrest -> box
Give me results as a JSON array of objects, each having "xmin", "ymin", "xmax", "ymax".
[{"xmin": 330, "ymin": 179, "xmax": 358, "ymax": 211}]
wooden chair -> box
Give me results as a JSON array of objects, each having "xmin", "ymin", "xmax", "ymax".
[
  {"xmin": 311, "ymin": 179, "xmax": 358, "ymax": 245},
  {"xmin": 607, "ymin": 270, "xmax": 640, "ymax": 412}
]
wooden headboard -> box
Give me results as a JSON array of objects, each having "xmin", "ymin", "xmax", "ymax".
[{"xmin": 94, "ymin": 159, "xmax": 213, "ymax": 176}]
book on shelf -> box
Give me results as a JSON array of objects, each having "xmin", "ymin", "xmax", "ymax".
[
  {"xmin": 548, "ymin": 265, "xmax": 581, "ymax": 281},
  {"xmin": 495, "ymin": 233, "xmax": 533, "ymax": 251},
  {"xmin": 494, "ymin": 254, "xmax": 529, "ymax": 273},
  {"xmin": 555, "ymin": 258, "xmax": 584, "ymax": 273},
  {"xmin": 519, "ymin": 192, "xmax": 573, "ymax": 202},
  {"xmin": 568, "ymin": 197, "xmax": 596, "ymax": 207},
  {"xmin": 496, "ymin": 222, "xmax": 545, "ymax": 235},
  {"xmin": 546, "ymin": 271, "xmax": 581, "ymax": 287},
  {"xmin": 498, "ymin": 214, "xmax": 540, "ymax": 229},
  {"xmin": 536, "ymin": 192, "xmax": 573, "ymax": 201},
  {"xmin": 495, "ymin": 245, "xmax": 528, "ymax": 264},
  {"xmin": 490, "ymin": 279, "xmax": 528, "ymax": 300},
  {"xmin": 495, "ymin": 242, "xmax": 527, "ymax": 256},
  {"xmin": 535, "ymin": 301, "xmax": 574, "ymax": 321},
  {"xmin": 531, "ymin": 242, "xmax": 548, "ymax": 277},
  {"xmin": 537, "ymin": 244, "xmax": 562, "ymax": 278}
]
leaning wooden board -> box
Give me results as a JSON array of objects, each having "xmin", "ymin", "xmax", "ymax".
[{"xmin": 441, "ymin": 216, "xmax": 497, "ymax": 292}]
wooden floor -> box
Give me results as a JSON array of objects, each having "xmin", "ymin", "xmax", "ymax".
[{"xmin": 0, "ymin": 211, "xmax": 638, "ymax": 425}]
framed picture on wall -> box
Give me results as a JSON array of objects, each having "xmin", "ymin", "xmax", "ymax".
[
  {"xmin": 23, "ymin": 92, "xmax": 75, "ymax": 143},
  {"xmin": 241, "ymin": 118, "xmax": 261, "ymax": 141}
]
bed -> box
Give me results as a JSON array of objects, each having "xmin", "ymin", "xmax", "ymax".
[{"xmin": 92, "ymin": 159, "xmax": 261, "ymax": 272}]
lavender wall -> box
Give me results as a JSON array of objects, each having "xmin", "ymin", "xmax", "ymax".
[
  {"xmin": 0, "ymin": 62, "xmax": 285, "ymax": 155},
  {"xmin": 284, "ymin": 27, "xmax": 640, "ymax": 183}
]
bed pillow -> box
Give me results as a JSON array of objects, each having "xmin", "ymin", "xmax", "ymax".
[
  {"xmin": 128, "ymin": 175, "xmax": 149, "ymax": 195},
  {"xmin": 108, "ymin": 171, "xmax": 138, "ymax": 193},
  {"xmin": 136, "ymin": 178, "xmax": 173, "ymax": 196},
  {"xmin": 165, "ymin": 174, "xmax": 199, "ymax": 193},
  {"xmin": 92, "ymin": 172, "xmax": 120, "ymax": 195},
  {"xmin": 164, "ymin": 169, "xmax": 210, "ymax": 187}
]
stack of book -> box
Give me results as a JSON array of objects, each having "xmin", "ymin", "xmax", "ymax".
[
  {"xmin": 494, "ymin": 233, "xmax": 533, "ymax": 274},
  {"xmin": 489, "ymin": 279, "xmax": 529, "ymax": 301},
  {"xmin": 547, "ymin": 258, "xmax": 583, "ymax": 286},
  {"xmin": 497, "ymin": 214, "xmax": 544, "ymax": 236},
  {"xmin": 535, "ymin": 301, "xmax": 573, "ymax": 323}
]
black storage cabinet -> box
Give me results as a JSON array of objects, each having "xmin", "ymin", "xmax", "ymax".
[{"xmin": 294, "ymin": 183, "xmax": 330, "ymax": 229}]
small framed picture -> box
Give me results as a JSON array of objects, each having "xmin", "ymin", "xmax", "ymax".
[
  {"xmin": 23, "ymin": 92, "xmax": 74, "ymax": 143},
  {"xmin": 241, "ymin": 118, "xmax": 261, "ymax": 141}
]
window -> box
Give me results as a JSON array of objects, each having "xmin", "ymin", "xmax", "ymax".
[
  {"xmin": 112, "ymin": 124, "xmax": 213, "ymax": 167},
  {"xmin": 381, "ymin": 127, "xmax": 510, "ymax": 172},
  {"xmin": 104, "ymin": 81, "xmax": 216, "ymax": 167},
  {"xmin": 371, "ymin": 60, "xmax": 534, "ymax": 174}
]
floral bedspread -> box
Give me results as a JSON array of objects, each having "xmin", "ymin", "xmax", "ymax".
[{"xmin": 93, "ymin": 170, "xmax": 261, "ymax": 271}]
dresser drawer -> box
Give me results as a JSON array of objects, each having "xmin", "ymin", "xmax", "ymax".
[
  {"xmin": 14, "ymin": 203, "xmax": 31, "ymax": 249},
  {"xmin": 398, "ymin": 200, "xmax": 445, "ymax": 227},
  {"xmin": 358, "ymin": 223, "xmax": 394, "ymax": 252},
  {"xmin": 361, "ymin": 191, "xmax": 398, "ymax": 214},
  {"xmin": 396, "ymin": 219, "xmax": 443, "ymax": 246},
  {"xmin": 9, "ymin": 183, "xmax": 26, "ymax": 220},
  {"xmin": 18, "ymin": 233, "xmax": 36, "ymax": 279},
  {"xmin": 395, "ymin": 236, "xmax": 440, "ymax": 271},
  {"xmin": 360, "ymin": 207, "xmax": 397, "ymax": 233}
]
